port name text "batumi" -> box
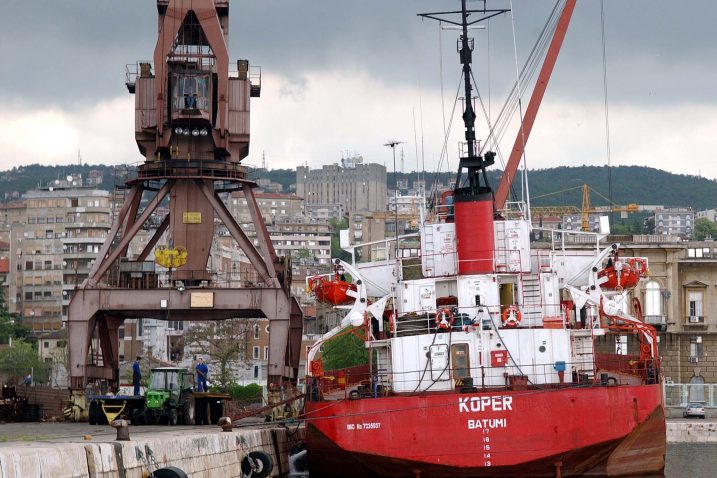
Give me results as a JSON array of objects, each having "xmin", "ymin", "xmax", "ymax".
[{"xmin": 458, "ymin": 395, "xmax": 513, "ymax": 413}]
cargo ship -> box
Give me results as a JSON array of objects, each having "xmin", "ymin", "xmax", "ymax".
[{"xmin": 301, "ymin": 1, "xmax": 665, "ymax": 477}]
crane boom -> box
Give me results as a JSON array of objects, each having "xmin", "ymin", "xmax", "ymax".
[{"xmin": 494, "ymin": 0, "xmax": 577, "ymax": 211}]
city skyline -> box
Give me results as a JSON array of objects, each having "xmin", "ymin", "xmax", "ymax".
[{"xmin": 1, "ymin": 1, "xmax": 716, "ymax": 178}]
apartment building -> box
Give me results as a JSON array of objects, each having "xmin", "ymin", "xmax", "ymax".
[
  {"xmin": 9, "ymin": 177, "xmax": 112, "ymax": 331},
  {"xmin": 227, "ymin": 191, "xmax": 303, "ymax": 224}
]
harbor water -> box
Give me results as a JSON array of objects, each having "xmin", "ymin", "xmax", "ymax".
[{"xmin": 295, "ymin": 443, "xmax": 717, "ymax": 478}]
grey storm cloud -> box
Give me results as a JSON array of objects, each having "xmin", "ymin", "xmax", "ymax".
[
  {"xmin": 0, "ymin": 0, "xmax": 717, "ymax": 108},
  {"xmin": 2, "ymin": 1, "xmax": 716, "ymax": 109}
]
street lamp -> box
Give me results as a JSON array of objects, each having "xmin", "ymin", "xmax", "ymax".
[{"xmin": 384, "ymin": 140, "xmax": 404, "ymax": 244}]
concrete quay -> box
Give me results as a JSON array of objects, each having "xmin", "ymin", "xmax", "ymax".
[
  {"xmin": 0, "ymin": 422, "xmax": 303, "ymax": 477},
  {"xmin": 667, "ymin": 418, "xmax": 717, "ymax": 443}
]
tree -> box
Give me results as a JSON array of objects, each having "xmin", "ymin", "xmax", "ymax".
[
  {"xmin": 321, "ymin": 328, "xmax": 368, "ymax": 371},
  {"xmin": 183, "ymin": 319, "xmax": 256, "ymax": 389},
  {"xmin": 694, "ymin": 218, "xmax": 717, "ymax": 241},
  {"xmin": 0, "ymin": 340, "xmax": 48, "ymax": 384},
  {"xmin": 0, "ymin": 281, "xmax": 29, "ymax": 345},
  {"xmin": 328, "ymin": 217, "xmax": 352, "ymax": 262}
]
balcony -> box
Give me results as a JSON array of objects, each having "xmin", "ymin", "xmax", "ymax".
[{"xmin": 644, "ymin": 314, "xmax": 666, "ymax": 331}]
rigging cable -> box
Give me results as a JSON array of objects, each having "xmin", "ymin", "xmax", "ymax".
[
  {"xmin": 478, "ymin": 2, "xmax": 561, "ymax": 166},
  {"xmin": 509, "ymin": 0, "xmax": 532, "ymax": 220},
  {"xmin": 600, "ymin": 0, "xmax": 614, "ymax": 221},
  {"xmin": 438, "ymin": 21, "xmax": 449, "ymax": 152}
]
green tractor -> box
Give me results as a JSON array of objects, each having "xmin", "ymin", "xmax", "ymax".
[
  {"xmin": 136, "ymin": 367, "xmax": 196, "ymax": 425},
  {"xmin": 133, "ymin": 367, "xmax": 230, "ymax": 426}
]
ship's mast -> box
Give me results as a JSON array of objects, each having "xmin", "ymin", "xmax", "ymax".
[{"xmin": 419, "ymin": 1, "xmax": 509, "ymax": 198}]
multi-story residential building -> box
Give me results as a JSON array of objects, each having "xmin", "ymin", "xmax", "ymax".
[
  {"xmin": 561, "ymin": 213, "xmax": 605, "ymax": 232},
  {"xmin": 227, "ymin": 191, "xmax": 303, "ymax": 224},
  {"xmin": 270, "ymin": 221, "xmax": 332, "ymax": 267},
  {"xmin": 12, "ymin": 177, "xmax": 112, "ymax": 332},
  {"xmin": 653, "ymin": 208, "xmax": 694, "ymax": 238},
  {"xmin": 695, "ymin": 209, "xmax": 717, "ymax": 223},
  {"xmin": 304, "ymin": 203, "xmax": 344, "ymax": 222},
  {"xmin": 296, "ymin": 159, "xmax": 387, "ymax": 215}
]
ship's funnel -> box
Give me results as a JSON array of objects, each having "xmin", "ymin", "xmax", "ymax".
[{"xmin": 454, "ymin": 191, "xmax": 494, "ymax": 274}]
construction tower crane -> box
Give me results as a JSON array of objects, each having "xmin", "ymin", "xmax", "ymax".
[{"xmin": 531, "ymin": 184, "xmax": 662, "ymax": 231}]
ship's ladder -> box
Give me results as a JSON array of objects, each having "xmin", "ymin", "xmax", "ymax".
[
  {"xmin": 571, "ymin": 330, "xmax": 597, "ymax": 379},
  {"xmin": 519, "ymin": 273, "xmax": 543, "ymax": 327},
  {"xmin": 422, "ymin": 225, "xmax": 436, "ymax": 276},
  {"xmin": 371, "ymin": 342, "xmax": 392, "ymax": 393}
]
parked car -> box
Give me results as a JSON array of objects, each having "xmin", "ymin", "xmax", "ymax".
[{"xmin": 683, "ymin": 402, "xmax": 706, "ymax": 419}]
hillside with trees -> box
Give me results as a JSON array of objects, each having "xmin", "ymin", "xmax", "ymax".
[{"xmin": 2, "ymin": 164, "xmax": 717, "ymax": 213}]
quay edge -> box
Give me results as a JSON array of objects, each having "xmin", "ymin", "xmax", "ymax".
[{"xmin": 0, "ymin": 425, "xmax": 303, "ymax": 478}]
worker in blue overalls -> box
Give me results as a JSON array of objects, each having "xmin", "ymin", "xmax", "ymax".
[
  {"xmin": 196, "ymin": 357, "xmax": 209, "ymax": 392},
  {"xmin": 132, "ymin": 356, "xmax": 142, "ymax": 396}
]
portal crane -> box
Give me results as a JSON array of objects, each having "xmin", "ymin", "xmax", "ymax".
[{"xmin": 68, "ymin": 0, "xmax": 302, "ymax": 394}]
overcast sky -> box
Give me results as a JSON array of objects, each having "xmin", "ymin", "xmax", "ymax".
[{"xmin": 1, "ymin": 0, "xmax": 716, "ymax": 181}]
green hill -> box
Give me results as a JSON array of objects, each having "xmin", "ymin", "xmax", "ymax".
[{"xmin": 1, "ymin": 164, "xmax": 715, "ymax": 212}]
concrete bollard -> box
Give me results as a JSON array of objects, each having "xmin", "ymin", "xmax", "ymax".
[
  {"xmin": 217, "ymin": 416, "xmax": 233, "ymax": 432},
  {"xmin": 111, "ymin": 419, "xmax": 131, "ymax": 441}
]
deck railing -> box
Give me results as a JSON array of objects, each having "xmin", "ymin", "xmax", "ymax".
[{"xmin": 307, "ymin": 354, "xmax": 658, "ymax": 402}]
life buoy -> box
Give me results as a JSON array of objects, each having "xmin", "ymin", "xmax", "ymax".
[
  {"xmin": 628, "ymin": 258, "xmax": 648, "ymax": 276},
  {"xmin": 501, "ymin": 305, "xmax": 522, "ymax": 327},
  {"xmin": 435, "ymin": 308, "xmax": 454, "ymax": 329},
  {"xmin": 310, "ymin": 360, "xmax": 323, "ymax": 377}
]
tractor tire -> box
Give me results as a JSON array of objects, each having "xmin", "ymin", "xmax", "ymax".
[
  {"xmin": 209, "ymin": 400, "xmax": 224, "ymax": 425},
  {"xmin": 180, "ymin": 392, "xmax": 195, "ymax": 425},
  {"xmin": 151, "ymin": 466, "xmax": 188, "ymax": 478},
  {"xmin": 169, "ymin": 408, "xmax": 178, "ymax": 426},
  {"xmin": 131, "ymin": 407, "xmax": 143, "ymax": 426},
  {"xmin": 88, "ymin": 401, "xmax": 98, "ymax": 425},
  {"xmin": 196, "ymin": 399, "xmax": 209, "ymax": 425},
  {"xmin": 240, "ymin": 450, "xmax": 274, "ymax": 478}
]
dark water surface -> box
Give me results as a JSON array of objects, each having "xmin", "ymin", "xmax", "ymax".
[{"xmin": 296, "ymin": 443, "xmax": 717, "ymax": 478}]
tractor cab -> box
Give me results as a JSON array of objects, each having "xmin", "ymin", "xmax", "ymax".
[{"xmin": 143, "ymin": 367, "xmax": 195, "ymax": 425}]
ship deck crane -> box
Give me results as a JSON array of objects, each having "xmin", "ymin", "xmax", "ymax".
[{"xmin": 494, "ymin": 0, "xmax": 577, "ymax": 211}]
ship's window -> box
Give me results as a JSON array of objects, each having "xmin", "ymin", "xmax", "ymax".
[{"xmin": 450, "ymin": 343, "xmax": 471, "ymax": 381}]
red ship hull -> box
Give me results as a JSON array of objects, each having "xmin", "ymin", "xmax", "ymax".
[{"xmin": 304, "ymin": 384, "xmax": 665, "ymax": 477}]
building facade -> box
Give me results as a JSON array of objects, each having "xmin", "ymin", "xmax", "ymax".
[
  {"xmin": 296, "ymin": 160, "xmax": 387, "ymax": 215},
  {"xmin": 624, "ymin": 237, "xmax": 717, "ymax": 384},
  {"xmin": 652, "ymin": 208, "xmax": 694, "ymax": 238},
  {"xmin": 227, "ymin": 191, "xmax": 303, "ymax": 224},
  {"xmin": 10, "ymin": 178, "xmax": 112, "ymax": 331}
]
